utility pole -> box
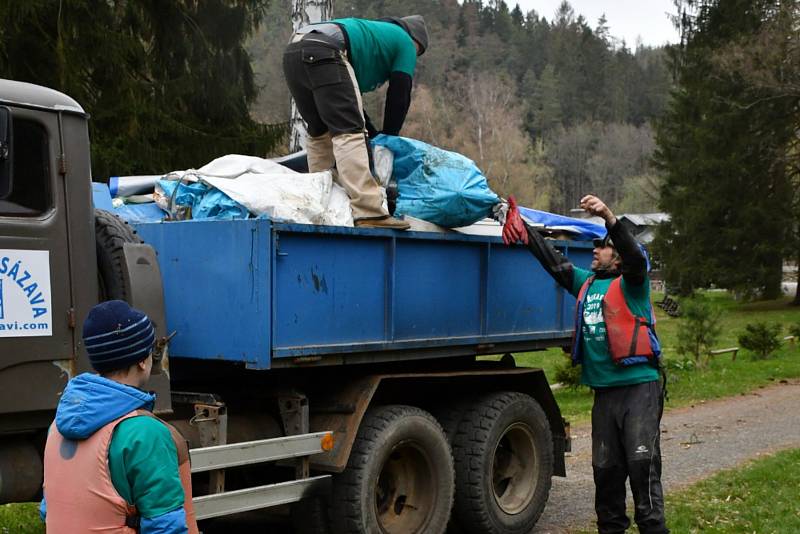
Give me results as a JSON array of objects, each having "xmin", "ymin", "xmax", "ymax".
[{"xmin": 289, "ymin": 0, "xmax": 334, "ymax": 153}]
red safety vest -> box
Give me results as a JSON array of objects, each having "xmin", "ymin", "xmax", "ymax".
[
  {"xmin": 573, "ymin": 276, "xmax": 659, "ymax": 366},
  {"xmin": 43, "ymin": 410, "xmax": 199, "ymax": 534}
]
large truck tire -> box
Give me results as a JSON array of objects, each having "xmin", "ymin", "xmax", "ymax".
[
  {"xmin": 431, "ymin": 399, "xmax": 469, "ymax": 442},
  {"xmin": 451, "ymin": 392, "xmax": 553, "ymax": 534},
  {"xmin": 329, "ymin": 405, "xmax": 455, "ymax": 534},
  {"xmin": 94, "ymin": 208, "xmax": 142, "ymax": 301},
  {"xmin": 430, "ymin": 400, "xmax": 470, "ymax": 534},
  {"xmin": 290, "ymin": 496, "xmax": 331, "ymax": 534}
]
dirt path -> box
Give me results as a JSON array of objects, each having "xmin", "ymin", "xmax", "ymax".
[{"xmin": 532, "ymin": 380, "xmax": 800, "ymax": 533}]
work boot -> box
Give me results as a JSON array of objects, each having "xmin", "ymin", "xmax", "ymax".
[
  {"xmin": 306, "ymin": 131, "xmax": 335, "ymax": 172},
  {"xmin": 355, "ymin": 216, "xmax": 410, "ymax": 230},
  {"xmin": 331, "ymin": 132, "xmax": 388, "ymax": 220}
]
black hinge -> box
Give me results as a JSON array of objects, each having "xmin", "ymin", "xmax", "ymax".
[
  {"xmin": 67, "ymin": 307, "xmax": 76, "ymax": 328},
  {"xmin": 58, "ymin": 154, "xmax": 67, "ymax": 175}
]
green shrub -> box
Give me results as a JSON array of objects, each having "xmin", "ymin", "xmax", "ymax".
[
  {"xmin": 665, "ymin": 357, "xmax": 696, "ymax": 372},
  {"xmin": 738, "ymin": 322, "xmax": 782, "ymax": 359},
  {"xmin": 676, "ymin": 294, "xmax": 723, "ymax": 368},
  {"xmin": 554, "ymin": 355, "xmax": 583, "ymax": 389},
  {"xmin": 789, "ymin": 323, "xmax": 800, "ymax": 339}
]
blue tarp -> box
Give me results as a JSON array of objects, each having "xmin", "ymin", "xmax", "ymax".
[
  {"xmin": 372, "ymin": 135, "xmax": 500, "ymax": 228},
  {"xmin": 114, "ymin": 203, "xmax": 166, "ymax": 223},
  {"xmin": 91, "ymin": 183, "xmax": 115, "ymax": 211},
  {"xmin": 519, "ymin": 206, "xmax": 606, "ymax": 241},
  {"xmin": 157, "ymin": 179, "xmax": 249, "ymax": 221},
  {"xmin": 92, "ymin": 179, "xmax": 249, "ymax": 223},
  {"xmin": 519, "ymin": 207, "xmax": 651, "ymax": 270}
]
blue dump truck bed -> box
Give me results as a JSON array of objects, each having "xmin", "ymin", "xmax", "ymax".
[{"xmin": 134, "ymin": 219, "xmax": 593, "ymax": 370}]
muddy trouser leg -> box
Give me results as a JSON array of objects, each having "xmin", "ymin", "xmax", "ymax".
[
  {"xmin": 592, "ymin": 387, "xmax": 631, "ymax": 534},
  {"xmin": 282, "ymin": 38, "xmax": 387, "ymax": 220},
  {"xmin": 306, "ymin": 131, "xmax": 335, "ymax": 172},
  {"xmin": 623, "ymin": 381, "xmax": 669, "ymax": 534}
]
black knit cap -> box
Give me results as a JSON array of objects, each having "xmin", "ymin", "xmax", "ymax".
[{"xmin": 82, "ymin": 300, "xmax": 155, "ymax": 373}]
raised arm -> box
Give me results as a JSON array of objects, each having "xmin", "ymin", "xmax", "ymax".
[
  {"xmin": 579, "ymin": 195, "xmax": 647, "ymax": 286},
  {"xmin": 502, "ymin": 196, "xmax": 576, "ymax": 291},
  {"xmin": 524, "ymin": 223, "xmax": 575, "ymax": 291}
]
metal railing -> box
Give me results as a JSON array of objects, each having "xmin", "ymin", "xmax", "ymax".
[{"xmin": 189, "ymin": 431, "xmax": 333, "ymax": 521}]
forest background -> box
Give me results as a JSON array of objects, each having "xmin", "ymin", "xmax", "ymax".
[
  {"xmin": 250, "ymin": 0, "xmax": 672, "ymax": 215},
  {"xmin": 1, "ymin": 0, "xmax": 797, "ymax": 299}
]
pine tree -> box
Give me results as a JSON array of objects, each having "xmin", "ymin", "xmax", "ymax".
[
  {"xmin": 0, "ymin": 0, "xmax": 280, "ymax": 180},
  {"xmin": 654, "ymin": 0, "xmax": 795, "ymax": 298},
  {"xmin": 527, "ymin": 65, "xmax": 562, "ymax": 139}
]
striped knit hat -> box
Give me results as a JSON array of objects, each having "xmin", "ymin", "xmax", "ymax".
[{"xmin": 82, "ymin": 300, "xmax": 155, "ymax": 373}]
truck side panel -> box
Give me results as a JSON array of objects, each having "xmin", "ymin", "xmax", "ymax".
[
  {"xmin": 135, "ymin": 219, "xmax": 272, "ymax": 368},
  {"xmin": 136, "ymin": 219, "xmax": 592, "ymax": 369}
]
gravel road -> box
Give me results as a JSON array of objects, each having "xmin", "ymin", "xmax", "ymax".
[{"xmin": 532, "ymin": 379, "xmax": 800, "ymax": 533}]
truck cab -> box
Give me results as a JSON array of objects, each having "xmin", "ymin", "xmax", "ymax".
[{"xmin": 0, "ymin": 82, "xmax": 97, "ymax": 503}]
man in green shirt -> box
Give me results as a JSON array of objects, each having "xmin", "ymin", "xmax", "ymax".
[
  {"xmin": 283, "ymin": 15, "xmax": 429, "ymax": 230},
  {"xmin": 504, "ymin": 195, "xmax": 669, "ymax": 534}
]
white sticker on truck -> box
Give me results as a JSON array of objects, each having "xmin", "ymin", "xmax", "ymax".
[{"xmin": 0, "ymin": 249, "xmax": 52, "ymax": 337}]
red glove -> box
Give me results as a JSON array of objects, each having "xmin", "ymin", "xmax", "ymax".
[{"xmin": 502, "ymin": 196, "xmax": 529, "ymax": 245}]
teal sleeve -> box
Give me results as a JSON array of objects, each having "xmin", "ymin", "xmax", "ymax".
[
  {"xmin": 570, "ymin": 266, "xmax": 593, "ymax": 297},
  {"xmin": 109, "ymin": 416, "xmax": 185, "ymax": 518}
]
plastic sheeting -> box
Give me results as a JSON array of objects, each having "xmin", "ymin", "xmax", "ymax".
[
  {"xmin": 156, "ymin": 180, "xmax": 249, "ymax": 221},
  {"xmin": 199, "ymin": 159, "xmax": 352, "ymax": 226},
  {"xmin": 113, "ymin": 202, "xmax": 168, "ymax": 224},
  {"xmin": 518, "ymin": 206, "xmax": 606, "ymax": 241},
  {"xmin": 109, "ymin": 175, "xmax": 162, "ymax": 197},
  {"xmin": 145, "ymin": 154, "xmax": 354, "ymax": 226},
  {"xmin": 371, "ymin": 135, "xmax": 499, "ymax": 228}
]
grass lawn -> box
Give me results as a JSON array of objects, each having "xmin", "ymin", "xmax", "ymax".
[
  {"xmin": 665, "ymin": 447, "xmax": 800, "ymax": 533},
  {"xmin": 0, "ymin": 502, "xmax": 42, "ymax": 534},
  {"xmin": 573, "ymin": 448, "xmax": 800, "ymax": 533},
  {"xmin": 510, "ymin": 291, "xmax": 800, "ymax": 424}
]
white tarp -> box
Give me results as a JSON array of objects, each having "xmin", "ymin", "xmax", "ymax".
[{"xmin": 161, "ymin": 154, "xmax": 354, "ymax": 226}]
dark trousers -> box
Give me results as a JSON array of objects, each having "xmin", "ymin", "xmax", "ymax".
[
  {"xmin": 592, "ymin": 380, "xmax": 669, "ymax": 534},
  {"xmin": 282, "ymin": 35, "xmax": 364, "ymax": 137}
]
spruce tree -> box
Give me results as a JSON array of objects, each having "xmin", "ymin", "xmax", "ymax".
[
  {"xmin": 0, "ymin": 0, "xmax": 280, "ymax": 180},
  {"xmin": 654, "ymin": 0, "xmax": 795, "ymax": 298}
]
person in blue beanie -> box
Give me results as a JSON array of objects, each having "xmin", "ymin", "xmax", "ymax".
[{"xmin": 40, "ymin": 300, "xmax": 197, "ymax": 533}]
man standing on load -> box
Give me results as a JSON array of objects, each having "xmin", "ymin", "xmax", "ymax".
[
  {"xmin": 503, "ymin": 194, "xmax": 669, "ymax": 534},
  {"xmin": 283, "ymin": 15, "xmax": 429, "ymax": 230},
  {"xmin": 41, "ymin": 300, "xmax": 198, "ymax": 534}
]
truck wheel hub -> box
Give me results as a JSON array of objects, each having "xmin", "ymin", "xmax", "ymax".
[
  {"xmin": 492, "ymin": 422, "xmax": 538, "ymax": 514},
  {"xmin": 374, "ymin": 441, "xmax": 435, "ymax": 533}
]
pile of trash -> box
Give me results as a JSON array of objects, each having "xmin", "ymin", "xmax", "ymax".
[
  {"xmin": 107, "ymin": 136, "xmax": 505, "ymax": 230},
  {"xmin": 106, "ymin": 135, "xmax": 606, "ymax": 240},
  {"xmin": 372, "ymin": 134, "xmax": 500, "ymax": 228},
  {"xmin": 110, "ymin": 154, "xmax": 353, "ymax": 226}
]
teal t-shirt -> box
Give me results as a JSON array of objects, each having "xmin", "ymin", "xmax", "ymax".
[
  {"xmin": 108, "ymin": 416, "xmax": 185, "ymax": 518},
  {"xmin": 571, "ymin": 267, "xmax": 659, "ymax": 388},
  {"xmin": 334, "ymin": 18, "xmax": 417, "ymax": 93}
]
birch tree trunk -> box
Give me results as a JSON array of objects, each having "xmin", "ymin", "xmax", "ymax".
[{"xmin": 289, "ymin": 0, "xmax": 334, "ymax": 153}]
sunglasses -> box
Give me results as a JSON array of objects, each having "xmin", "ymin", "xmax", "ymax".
[{"xmin": 592, "ymin": 237, "xmax": 614, "ymax": 248}]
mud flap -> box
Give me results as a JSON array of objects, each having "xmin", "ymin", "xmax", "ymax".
[{"xmin": 121, "ymin": 242, "xmax": 172, "ymax": 414}]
